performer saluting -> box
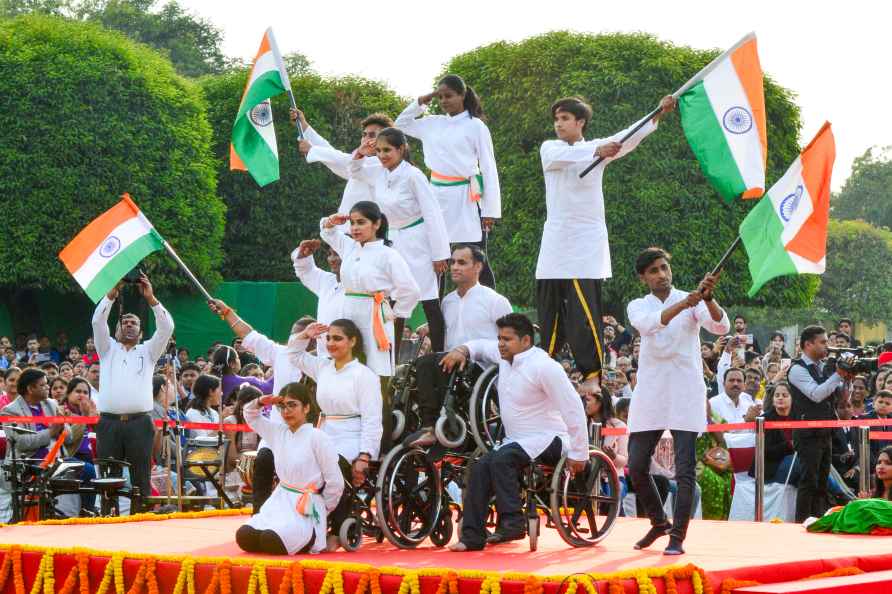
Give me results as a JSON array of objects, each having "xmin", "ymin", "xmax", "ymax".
[
  {"xmin": 235, "ymin": 383, "xmax": 344, "ymax": 555},
  {"xmin": 348, "ymin": 128, "xmax": 451, "ymax": 353},
  {"xmin": 536, "ymin": 95, "xmax": 675, "ymax": 387},
  {"xmin": 396, "ymin": 74, "xmax": 501, "ymax": 287},
  {"xmin": 626, "ymin": 247, "xmax": 729, "ymax": 556},
  {"xmin": 320, "ymin": 201, "xmax": 421, "ymax": 377}
]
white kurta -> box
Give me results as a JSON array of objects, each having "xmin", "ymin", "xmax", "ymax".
[
  {"xmin": 303, "ymin": 125, "xmax": 378, "ymax": 234},
  {"xmin": 244, "ymin": 399, "xmax": 343, "ymax": 554},
  {"xmin": 287, "ymin": 338, "xmax": 383, "ymax": 460},
  {"xmin": 442, "ymin": 283, "xmax": 512, "ymax": 351},
  {"xmin": 291, "ymin": 248, "xmax": 345, "ymax": 355},
  {"xmin": 184, "ymin": 407, "xmax": 219, "ymax": 438},
  {"xmin": 320, "ymin": 220, "xmax": 421, "ymax": 376},
  {"xmin": 535, "ymin": 117, "xmax": 657, "ymax": 280},
  {"xmin": 395, "ymin": 100, "xmax": 501, "ymax": 242},
  {"xmin": 349, "ymin": 159, "xmax": 451, "ymax": 300},
  {"xmin": 465, "ymin": 341, "xmax": 589, "ymax": 461},
  {"xmin": 627, "ymin": 288, "xmax": 730, "ymax": 434}
]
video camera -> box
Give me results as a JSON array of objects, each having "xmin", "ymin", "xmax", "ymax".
[
  {"xmin": 829, "ymin": 346, "xmax": 878, "ymax": 374},
  {"xmin": 122, "ymin": 267, "xmax": 144, "ymax": 284}
]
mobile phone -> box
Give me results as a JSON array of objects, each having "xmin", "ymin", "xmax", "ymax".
[
  {"xmin": 605, "ymin": 370, "xmax": 617, "ymax": 381},
  {"xmin": 738, "ymin": 334, "xmax": 754, "ymax": 345},
  {"xmin": 781, "ymin": 358, "xmax": 791, "ymax": 370}
]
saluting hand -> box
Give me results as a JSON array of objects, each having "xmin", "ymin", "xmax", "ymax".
[
  {"xmin": 296, "ymin": 239, "xmax": 321, "ymax": 258},
  {"xmin": 297, "ymin": 322, "xmax": 329, "ymax": 341},
  {"xmin": 419, "ymin": 91, "xmax": 437, "ymax": 105},
  {"xmin": 324, "ymin": 214, "xmax": 349, "ymax": 229}
]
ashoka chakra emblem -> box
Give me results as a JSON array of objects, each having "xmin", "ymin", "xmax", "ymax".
[
  {"xmin": 99, "ymin": 236, "xmax": 121, "ymax": 258},
  {"xmin": 779, "ymin": 185, "xmax": 804, "ymax": 222},
  {"xmin": 250, "ymin": 101, "xmax": 273, "ymax": 127},
  {"xmin": 722, "ymin": 106, "xmax": 753, "ymax": 134}
]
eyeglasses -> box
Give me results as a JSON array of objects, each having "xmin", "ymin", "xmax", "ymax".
[{"xmin": 275, "ymin": 401, "xmax": 303, "ymax": 411}]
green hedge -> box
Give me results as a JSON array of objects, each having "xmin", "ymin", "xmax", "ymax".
[
  {"xmin": 0, "ymin": 15, "xmax": 224, "ymax": 292},
  {"xmin": 443, "ymin": 31, "xmax": 817, "ymax": 311}
]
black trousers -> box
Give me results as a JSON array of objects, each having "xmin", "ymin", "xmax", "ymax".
[
  {"xmin": 95, "ymin": 414, "xmax": 154, "ymax": 510},
  {"xmin": 252, "ymin": 447, "xmax": 275, "ymax": 513},
  {"xmin": 329, "ymin": 456, "xmax": 354, "ymax": 532},
  {"xmin": 536, "ymin": 278, "xmax": 604, "ymax": 378},
  {"xmin": 415, "ymin": 353, "xmax": 447, "ymax": 427},
  {"xmin": 422, "ymin": 300, "xmax": 446, "ymax": 354},
  {"xmin": 628, "ymin": 430, "xmax": 697, "ymax": 541},
  {"xmin": 461, "ymin": 437, "xmax": 563, "ymax": 549},
  {"xmin": 794, "ymin": 430, "xmax": 832, "ymax": 522},
  {"xmin": 235, "ymin": 525, "xmax": 287, "ymax": 554}
]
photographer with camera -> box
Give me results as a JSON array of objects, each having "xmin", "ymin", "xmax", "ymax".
[
  {"xmin": 91, "ymin": 272, "xmax": 174, "ymax": 509},
  {"xmin": 787, "ymin": 325, "xmax": 852, "ymax": 523}
]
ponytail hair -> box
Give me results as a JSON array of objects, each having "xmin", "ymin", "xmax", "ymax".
[
  {"xmin": 375, "ymin": 127, "xmax": 412, "ymax": 165},
  {"xmin": 438, "ymin": 74, "xmax": 484, "ymax": 119},
  {"xmin": 350, "ymin": 201, "xmax": 391, "ymax": 246},
  {"xmin": 210, "ymin": 345, "xmax": 238, "ymax": 377},
  {"xmin": 329, "ymin": 318, "xmax": 366, "ymax": 363}
]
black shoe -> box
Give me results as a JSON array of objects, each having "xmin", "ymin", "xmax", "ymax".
[
  {"xmin": 486, "ymin": 530, "xmax": 525, "ymax": 544},
  {"xmin": 663, "ymin": 537, "xmax": 685, "ymax": 556},
  {"xmin": 633, "ymin": 522, "xmax": 672, "ymax": 550}
]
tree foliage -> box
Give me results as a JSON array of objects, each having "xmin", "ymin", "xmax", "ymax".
[
  {"xmin": 815, "ymin": 219, "xmax": 892, "ymax": 323},
  {"xmin": 199, "ymin": 69, "xmax": 404, "ymax": 280},
  {"xmin": 831, "ymin": 146, "xmax": 892, "ymax": 230},
  {"xmin": 443, "ymin": 31, "xmax": 814, "ymax": 311},
  {"xmin": 0, "ymin": 0, "xmax": 227, "ymax": 76},
  {"xmin": 0, "ymin": 15, "xmax": 224, "ymax": 292}
]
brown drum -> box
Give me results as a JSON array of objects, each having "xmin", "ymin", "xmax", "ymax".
[{"xmin": 237, "ymin": 450, "xmax": 258, "ymax": 494}]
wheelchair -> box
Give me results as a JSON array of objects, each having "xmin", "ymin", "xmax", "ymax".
[{"xmin": 334, "ymin": 458, "xmax": 385, "ymax": 551}]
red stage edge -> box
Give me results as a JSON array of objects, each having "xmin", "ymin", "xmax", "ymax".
[{"xmin": 4, "ymin": 549, "xmax": 892, "ymax": 594}]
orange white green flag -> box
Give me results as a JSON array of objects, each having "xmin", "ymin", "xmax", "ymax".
[
  {"xmin": 230, "ymin": 28, "xmax": 290, "ymax": 186},
  {"xmin": 58, "ymin": 194, "xmax": 164, "ymax": 302},
  {"xmin": 739, "ymin": 122, "xmax": 835, "ymax": 296},
  {"xmin": 678, "ymin": 33, "xmax": 767, "ymax": 202}
]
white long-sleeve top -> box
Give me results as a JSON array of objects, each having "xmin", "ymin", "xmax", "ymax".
[
  {"xmin": 442, "ymin": 283, "xmax": 512, "ymax": 351},
  {"xmin": 709, "ymin": 391, "xmax": 756, "ymax": 448},
  {"xmin": 535, "ymin": 117, "xmax": 657, "ymax": 280},
  {"xmin": 291, "ymin": 247, "xmax": 344, "ymax": 355},
  {"xmin": 303, "ymin": 125, "xmax": 378, "ymax": 232},
  {"xmin": 287, "ymin": 338, "xmax": 382, "ymax": 460},
  {"xmin": 465, "ymin": 341, "xmax": 589, "ymax": 461},
  {"xmin": 319, "ymin": 218, "xmax": 420, "ymax": 319},
  {"xmin": 348, "ymin": 159, "xmax": 451, "ymax": 257},
  {"xmin": 395, "ymin": 100, "xmax": 501, "ymax": 220},
  {"xmin": 241, "ymin": 329, "xmax": 303, "ymax": 431},
  {"xmin": 627, "ymin": 288, "xmax": 730, "ymax": 434},
  {"xmin": 91, "ymin": 296, "xmax": 175, "ymax": 414}
]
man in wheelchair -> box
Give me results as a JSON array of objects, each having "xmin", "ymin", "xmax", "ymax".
[
  {"xmin": 405, "ymin": 244, "xmax": 512, "ymax": 448},
  {"xmin": 440, "ymin": 314, "xmax": 589, "ymax": 551}
]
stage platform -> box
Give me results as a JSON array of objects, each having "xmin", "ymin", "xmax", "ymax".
[{"xmin": 1, "ymin": 514, "xmax": 891, "ymax": 594}]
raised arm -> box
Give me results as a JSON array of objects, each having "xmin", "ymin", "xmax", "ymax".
[
  {"xmin": 285, "ymin": 332, "xmax": 325, "ymax": 382},
  {"xmin": 320, "ymin": 215, "xmax": 355, "ymax": 258},
  {"xmin": 347, "ymin": 153, "xmax": 382, "ymax": 186},
  {"xmin": 242, "ymin": 396, "xmax": 279, "ymax": 442},
  {"xmin": 91, "ymin": 295, "xmax": 116, "ymax": 357},
  {"xmin": 410, "ymin": 169, "xmax": 451, "ymax": 262},
  {"xmin": 394, "ymin": 98, "xmax": 432, "ymax": 140},
  {"xmin": 291, "ymin": 241, "xmax": 329, "ymax": 296},
  {"xmin": 137, "ymin": 275, "xmax": 174, "ymax": 363},
  {"xmin": 475, "ymin": 122, "xmax": 501, "ymax": 220}
]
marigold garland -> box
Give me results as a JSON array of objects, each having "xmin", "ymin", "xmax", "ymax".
[
  {"xmin": 0, "ymin": 548, "xmax": 14, "ymax": 594},
  {"xmin": 800, "ymin": 567, "xmax": 864, "ymax": 580},
  {"xmin": 126, "ymin": 559, "xmax": 148, "ymax": 594},
  {"xmin": 78, "ymin": 553, "xmax": 91, "ymax": 594},
  {"xmin": 1, "ymin": 508, "xmax": 251, "ymax": 527},
  {"xmin": 719, "ymin": 579, "xmax": 759, "ymax": 594},
  {"xmin": 522, "ymin": 575, "xmax": 542, "ymax": 594},
  {"xmin": 292, "ymin": 563, "xmax": 306, "ymax": 594}
]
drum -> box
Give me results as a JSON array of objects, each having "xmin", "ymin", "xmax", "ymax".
[
  {"xmin": 183, "ymin": 436, "xmax": 223, "ymax": 480},
  {"xmin": 237, "ymin": 450, "xmax": 258, "ymax": 494}
]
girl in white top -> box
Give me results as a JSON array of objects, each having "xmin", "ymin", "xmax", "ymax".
[
  {"xmin": 321, "ymin": 201, "xmax": 421, "ymax": 376},
  {"xmin": 396, "ymin": 75, "xmax": 501, "ymax": 250},
  {"xmin": 184, "ymin": 374, "xmax": 223, "ymax": 438},
  {"xmin": 287, "ymin": 319, "xmax": 383, "ymax": 482},
  {"xmin": 236, "ymin": 382, "xmax": 343, "ymax": 555},
  {"xmin": 348, "ymin": 128, "xmax": 450, "ymax": 353}
]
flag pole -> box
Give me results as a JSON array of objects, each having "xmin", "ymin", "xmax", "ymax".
[
  {"xmin": 710, "ymin": 235, "xmax": 742, "ymax": 276},
  {"xmin": 162, "ymin": 240, "xmax": 213, "ymax": 302},
  {"xmin": 266, "ymin": 27, "xmax": 303, "ymax": 141},
  {"xmin": 579, "ymin": 31, "xmax": 756, "ymax": 179}
]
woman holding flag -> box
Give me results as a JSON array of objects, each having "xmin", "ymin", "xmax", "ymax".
[{"xmin": 395, "ymin": 74, "xmax": 500, "ymax": 288}]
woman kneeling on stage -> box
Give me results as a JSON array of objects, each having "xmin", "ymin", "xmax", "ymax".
[{"xmin": 235, "ymin": 383, "xmax": 344, "ymax": 555}]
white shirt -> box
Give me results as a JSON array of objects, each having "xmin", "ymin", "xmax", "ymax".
[
  {"xmin": 442, "ymin": 283, "xmax": 512, "ymax": 351},
  {"xmin": 627, "ymin": 288, "xmax": 730, "ymax": 434},
  {"xmin": 465, "ymin": 341, "xmax": 589, "ymax": 461},
  {"xmin": 396, "ymin": 99, "xmax": 501, "ymax": 219},
  {"xmin": 303, "ymin": 125, "xmax": 378, "ymax": 233},
  {"xmin": 291, "ymin": 248, "xmax": 345, "ymax": 355},
  {"xmin": 709, "ymin": 391, "xmax": 756, "ymax": 448},
  {"xmin": 185, "ymin": 406, "xmax": 220, "ymax": 438},
  {"xmin": 241, "ymin": 330, "xmax": 304, "ymax": 429},
  {"xmin": 91, "ymin": 296, "xmax": 175, "ymax": 414},
  {"xmin": 287, "ymin": 338, "xmax": 383, "ymax": 460},
  {"xmin": 535, "ymin": 117, "xmax": 657, "ymax": 280},
  {"xmin": 320, "ymin": 220, "xmax": 420, "ymax": 319},
  {"xmin": 349, "ymin": 160, "xmax": 451, "ymax": 256}
]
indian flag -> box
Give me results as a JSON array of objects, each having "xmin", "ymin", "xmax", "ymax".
[
  {"xmin": 739, "ymin": 122, "xmax": 835, "ymax": 297},
  {"xmin": 678, "ymin": 33, "xmax": 767, "ymax": 202},
  {"xmin": 59, "ymin": 194, "xmax": 164, "ymax": 302},
  {"xmin": 230, "ymin": 28, "xmax": 290, "ymax": 187}
]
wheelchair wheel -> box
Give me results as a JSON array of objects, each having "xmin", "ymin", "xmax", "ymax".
[
  {"xmin": 528, "ymin": 516, "xmax": 539, "ymax": 551},
  {"xmin": 435, "ymin": 414, "xmax": 468, "ymax": 449},
  {"xmin": 429, "ymin": 507, "xmax": 454, "ymax": 547},
  {"xmin": 469, "ymin": 366, "xmax": 503, "ymax": 451},
  {"xmin": 339, "ymin": 516, "xmax": 362, "ymax": 552},
  {"xmin": 549, "ymin": 448, "xmax": 620, "ymax": 547},
  {"xmin": 375, "ymin": 444, "xmax": 443, "ymax": 549}
]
